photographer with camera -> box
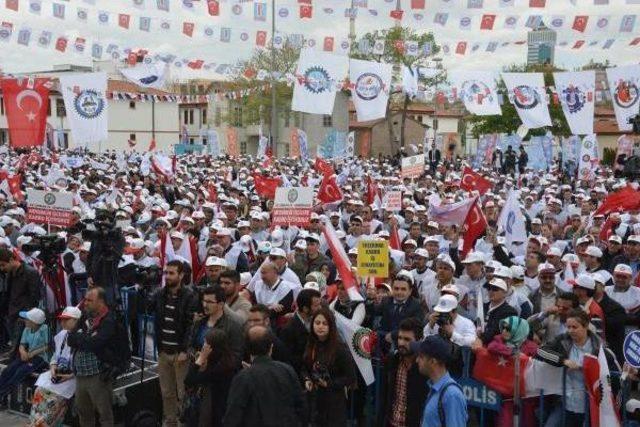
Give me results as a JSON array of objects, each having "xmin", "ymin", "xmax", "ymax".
[{"xmin": 424, "ymin": 294, "xmax": 476, "ymax": 348}]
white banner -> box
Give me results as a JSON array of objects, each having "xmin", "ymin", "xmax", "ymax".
[
  {"xmin": 553, "ymin": 71, "xmax": 595, "ymax": 135},
  {"xmin": 606, "ymin": 64, "xmax": 640, "ymax": 132},
  {"xmin": 349, "ymin": 59, "xmax": 392, "ymax": 121},
  {"xmin": 450, "ymin": 70, "xmax": 502, "ymax": 116},
  {"xmin": 502, "ymin": 72, "xmax": 551, "ymax": 129},
  {"xmin": 59, "ymin": 72, "xmax": 108, "ymax": 151},
  {"xmin": 120, "ymin": 62, "xmax": 169, "ymax": 89},
  {"xmin": 292, "ymin": 48, "xmax": 348, "ymax": 115},
  {"xmin": 497, "ymin": 190, "xmax": 527, "ymax": 251},
  {"xmin": 207, "ymin": 129, "xmax": 220, "ymax": 156},
  {"xmin": 346, "ymin": 131, "xmax": 355, "ymax": 157},
  {"xmin": 578, "ymin": 134, "xmax": 599, "ymax": 181},
  {"xmin": 298, "ymin": 129, "xmax": 309, "ymax": 160}
]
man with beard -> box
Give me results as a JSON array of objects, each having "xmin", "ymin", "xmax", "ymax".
[
  {"xmin": 380, "ymin": 318, "xmax": 428, "ymax": 427},
  {"xmin": 150, "ymin": 260, "xmax": 199, "ymax": 427}
]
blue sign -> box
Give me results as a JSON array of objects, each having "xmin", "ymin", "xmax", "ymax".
[
  {"xmin": 624, "ymin": 330, "xmax": 640, "ymax": 368},
  {"xmin": 456, "ymin": 377, "xmax": 502, "ymax": 411}
]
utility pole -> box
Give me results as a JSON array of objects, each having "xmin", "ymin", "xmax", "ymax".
[{"xmin": 270, "ymin": 0, "xmax": 278, "ymax": 157}]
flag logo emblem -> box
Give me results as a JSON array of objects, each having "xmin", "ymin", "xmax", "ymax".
[
  {"xmin": 613, "ymin": 81, "xmax": 639, "ymax": 109},
  {"xmin": 44, "ymin": 193, "xmax": 56, "ymax": 205},
  {"xmin": 461, "ymin": 80, "xmax": 494, "ymax": 105},
  {"xmin": 287, "ymin": 189, "xmax": 299, "ymax": 203},
  {"xmin": 512, "ymin": 85, "xmax": 540, "ymax": 109},
  {"xmin": 303, "ymin": 66, "xmax": 331, "ymax": 94},
  {"xmin": 563, "ymin": 86, "xmax": 586, "ymax": 113},
  {"xmin": 351, "ymin": 327, "xmax": 376, "ymax": 359},
  {"xmin": 278, "ymin": 7, "xmax": 289, "ymax": 18},
  {"xmin": 355, "ymin": 73, "xmax": 383, "ymax": 101},
  {"xmin": 74, "ymin": 90, "xmax": 105, "ymax": 119},
  {"xmin": 506, "ymin": 211, "xmax": 516, "ymax": 234}
]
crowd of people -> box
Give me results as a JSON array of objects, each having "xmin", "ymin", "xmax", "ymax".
[{"xmin": 0, "ymin": 145, "xmax": 638, "ymax": 427}]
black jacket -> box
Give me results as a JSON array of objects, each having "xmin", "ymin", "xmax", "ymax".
[
  {"xmin": 68, "ymin": 308, "xmax": 117, "ymax": 365},
  {"xmin": 367, "ymin": 296, "xmax": 424, "ymax": 336},
  {"xmin": 378, "ymin": 353, "xmax": 428, "ymax": 427},
  {"xmin": 224, "ymin": 356, "xmax": 306, "ymax": 427},
  {"xmin": 482, "ymin": 301, "xmax": 518, "ymax": 345},
  {"xmin": 279, "ymin": 314, "xmax": 309, "ymax": 376},
  {"xmin": 190, "ymin": 310, "xmax": 245, "ymax": 359},
  {"xmin": 150, "ymin": 285, "xmax": 199, "ymax": 354},
  {"xmin": 7, "ymin": 262, "xmax": 41, "ymax": 320},
  {"xmin": 597, "ymin": 293, "xmax": 627, "ymax": 365}
]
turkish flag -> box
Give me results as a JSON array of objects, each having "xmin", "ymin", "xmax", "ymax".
[
  {"xmin": 148, "ymin": 138, "xmax": 156, "ymax": 151},
  {"xmin": 299, "ymin": 5, "xmax": 312, "ymax": 18},
  {"xmin": 390, "ymin": 9, "xmax": 404, "ymax": 20},
  {"xmin": 256, "ymin": 31, "xmax": 267, "ymax": 47},
  {"xmin": 314, "ymin": 157, "xmax": 334, "ymax": 176},
  {"xmin": 480, "ymin": 14, "xmax": 496, "ymax": 30},
  {"xmin": 207, "ymin": 0, "xmax": 219, "ymax": 16},
  {"xmin": 118, "ymin": 14, "xmax": 130, "ymax": 29},
  {"xmin": 366, "ymin": 175, "xmax": 382, "ymax": 206},
  {"xmin": 390, "ymin": 223, "xmax": 402, "ymax": 251},
  {"xmin": 473, "ymin": 347, "xmax": 528, "ymax": 398},
  {"xmin": 462, "ymin": 199, "xmax": 487, "ymax": 257},
  {"xmin": 252, "ymin": 173, "xmax": 281, "ymax": 200},
  {"xmin": 573, "ymin": 40, "xmax": 585, "ymax": 49},
  {"xmin": 529, "ymin": 0, "xmax": 546, "ymax": 7},
  {"xmin": 572, "ymin": 16, "xmax": 588, "ymax": 32},
  {"xmin": 583, "ymin": 348, "xmax": 621, "ymax": 427},
  {"xmin": 411, "ymin": 0, "xmax": 425, "ymax": 9},
  {"xmin": 323, "ymin": 37, "xmax": 334, "ymax": 52},
  {"xmin": 55, "ymin": 37, "xmax": 67, "ymax": 52},
  {"xmin": 5, "ymin": 0, "xmax": 18, "ymax": 11},
  {"xmin": 207, "ymin": 181, "xmax": 218, "ymax": 203},
  {"xmin": 187, "ymin": 60, "xmax": 204, "ymax": 70},
  {"xmin": 183, "ymin": 22, "xmax": 195, "ymax": 37},
  {"xmin": 0, "ymin": 78, "xmax": 49, "ymax": 148},
  {"xmin": 7, "ymin": 175, "xmax": 24, "ymax": 202},
  {"xmin": 317, "ymin": 174, "xmax": 343, "ymax": 204},
  {"xmin": 594, "ymin": 185, "xmax": 640, "ymax": 216},
  {"xmin": 127, "ymin": 51, "xmax": 137, "ymax": 66},
  {"xmin": 460, "ymin": 167, "xmax": 492, "ymax": 195},
  {"xmin": 456, "ymin": 42, "xmax": 467, "ymax": 55}
]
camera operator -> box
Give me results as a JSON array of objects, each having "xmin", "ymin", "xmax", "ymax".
[
  {"xmin": 424, "ymin": 295, "xmax": 476, "ymax": 348},
  {"xmin": 0, "ymin": 247, "xmax": 42, "ymax": 351}
]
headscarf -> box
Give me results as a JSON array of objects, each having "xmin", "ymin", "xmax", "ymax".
[{"xmin": 500, "ymin": 316, "xmax": 530, "ymax": 349}]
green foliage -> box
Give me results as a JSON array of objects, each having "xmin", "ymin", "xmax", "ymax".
[
  {"xmin": 602, "ymin": 147, "xmax": 616, "ymax": 166},
  {"xmin": 467, "ymin": 64, "xmax": 571, "ymax": 139}
]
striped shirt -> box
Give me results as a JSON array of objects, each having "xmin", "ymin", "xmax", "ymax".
[{"xmin": 159, "ymin": 293, "xmax": 180, "ymax": 354}]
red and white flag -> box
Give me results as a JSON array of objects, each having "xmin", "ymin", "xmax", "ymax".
[
  {"xmin": 314, "ymin": 157, "xmax": 334, "ymax": 176},
  {"xmin": 0, "ymin": 174, "xmax": 25, "ymax": 202},
  {"xmin": 427, "ymin": 196, "xmax": 477, "ymax": 227},
  {"xmin": 595, "ymin": 185, "xmax": 640, "ymax": 216},
  {"xmin": 0, "ymin": 78, "xmax": 50, "ymax": 148},
  {"xmin": 366, "ymin": 175, "xmax": 382, "ymax": 207},
  {"xmin": 176, "ymin": 235, "xmax": 204, "ymax": 284},
  {"xmin": 462, "ymin": 199, "xmax": 487, "ymax": 257},
  {"xmin": 252, "ymin": 173, "xmax": 281, "ymax": 200},
  {"xmin": 583, "ymin": 346, "xmax": 621, "ymax": 427},
  {"xmin": 317, "ymin": 174, "xmax": 343, "ymax": 205},
  {"xmin": 460, "ymin": 167, "xmax": 492, "ymax": 195},
  {"xmin": 151, "ymin": 153, "xmax": 174, "ymax": 182},
  {"xmin": 390, "ymin": 223, "xmax": 402, "ymax": 251},
  {"xmin": 322, "ymin": 220, "xmax": 362, "ymax": 301},
  {"xmin": 335, "ymin": 312, "xmax": 375, "ymax": 385}
]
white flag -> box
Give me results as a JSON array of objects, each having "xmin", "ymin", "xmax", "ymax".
[
  {"xmin": 578, "ymin": 134, "xmax": 599, "ymax": 181},
  {"xmin": 120, "ymin": 62, "xmax": 169, "ymax": 89},
  {"xmin": 207, "ymin": 129, "xmax": 220, "ymax": 156},
  {"xmin": 372, "ymin": 39, "xmax": 385, "ymax": 55},
  {"xmin": 59, "ymin": 72, "xmax": 109, "ymax": 151},
  {"xmin": 292, "ymin": 48, "xmax": 349, "ymax": 115},
  {"xmin": 298, "ymin": 129, "xmax": 309, "ymax": 160},
  {"xmin": 450, "ymin": 70, "xmax": 502, "ymax": 116},
  {"xmin": 502, "ymin": 72, "xmax": 551, "ymax": 129},
  {"xmin": 349, "ymin": 59, "xmax": 392, "ymax": 121},
  {"xmin": 334, "ymin": 312, "xmax": 375, "ymax": 386},
  {"xmin": 402, "ymin": 66, "xmax": 419, "ymax": 98},
  {"xmin": 553, "ymin": 71, "xmax": 595, "ymax": 135},
  {"xmin": 497, "ymin": 190, "xmax": 527, "ymax": 252},
  {"xmin": 606, "ymin": 65, "xmax": 640, "ymax": 132},
  {"xmin": 346, "ymin": 131, "xmax": 355, "ymax": 157}
]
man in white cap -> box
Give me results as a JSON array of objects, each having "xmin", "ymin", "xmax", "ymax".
[
  {"xmin": 424, "ymin": 295, "xmax": 476, "ymax": 347},
  {"xmin": 423, "ymin": 254, "xmax": 458, "ymax": 311},
  {"xmin": 605, "ymin": 264, "xmax": 640, "ymax": 314},
  {"xmin": 197, "ymin": 256, "xmax": 227, "ymax": 289},
  {"xmin": 217, "ymin": 228, "xmax": 249, "ymax": 273},
  {"xmin": 480, "ymin": 278, "xmax": 518, "ymax": 345},
  {"xmin": 410, "ymin": 248, "xmax": 436, "ymax": 299},
  {"xmin": 583, "ymin": 245, "xmax": 608, "ymax": 279},
  {"xmin": 250, "ymin": 262, "xmax": 300, "ymax": 321},
  {"xmin": 611, "ymin": 235, "xmax": 640, "ymax": 281},
  {"xmin": 455, "ymin": 252, "xmax": 486, "ymax": 316},
  {"xmin": 268, "ymin": 247, "xmax": 301, "ymax": 286}
]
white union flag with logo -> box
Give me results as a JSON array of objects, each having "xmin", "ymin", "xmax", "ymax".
[{"xmin": 349, "ymin": 59, "xmax": 392, "ymax": 121}]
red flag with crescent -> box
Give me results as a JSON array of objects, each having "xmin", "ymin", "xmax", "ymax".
[
  {"xmin": 594, "ymin": 185, "xmax": 640, "ymax": 216},
  {"xmin": 0, "ymin": 78, "xmax": 50, "ymax": 148},
  {"xmin": 322, "ymin": 221, "xmax": 362, "ymax": 301},
  {"xmin": 252, "ymin": 173, "xmax": 281, "ymax": 200},
  {"xmin": 390, "ymin": 223, "xmax": 402, "ymax": 251},
  {"xmin": 314, "ymin": 157, "xmax": 334, "ymax": 176},
  {"xmin": 317, "ymin": 174, "xmax": 343, "ymax": 205},
  {"xmin": 460, "ymin": 167, "xmax": 492, "ymax": 196},
  {"xmin": 366, "ymin": 175, "xmax": 382, "ymax": 207},
  {"xmin": 462, "ymin": 197, "xmax": 487, "ymax": 257}
]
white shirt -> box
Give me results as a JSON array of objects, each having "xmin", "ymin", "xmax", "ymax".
[
  {"xmin": 35, "ymin": 330, "xmax": 76, "ymax": 399},
  {"xmin": 605, "ymin": 285, "xmax": 640, "ymax": 313},
  {"xmin": 411, "ymin": 267, "xmax": 436, "ymax": 298},
  {"xmin": 423, "ymin": 314, "xmax": 477, "ymax": 347}
]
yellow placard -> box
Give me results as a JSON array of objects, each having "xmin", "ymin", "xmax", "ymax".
[{"xmin": 357, "ymin": 240, "xmax": 389, "ymax": 278}]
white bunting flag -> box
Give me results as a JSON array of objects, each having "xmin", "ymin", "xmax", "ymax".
[
  {"xmin": 553, "ymin": 71, "xmax": 595, "ymax": 135},
  {"xmin": 502, "ymin": 72, "xmax": 551, "ymax": 129},
  {"xmin": 578, "ymin": 134, "xmax": 599, "ymax": 181},
  {"xmin": 606, "ymin": 65, "xmax": 640, "ymax": 132},
  {"xmin": 349, "ymin": 59, "xmax": 392, "ymax": 121},
  {"xmin": 450, "ymin": 70, "xmax": 501, "ymax": 116},
  {"xmin": 120, "ymin": 62, "xmax": 169, "ymax": 89},
  {"xmin": 346, "ymin": 131, "xmax": 355, "ymax": 157},
  {"xmin": 372, "ymin": 39, "xmax": 385, "ymax": 55},
  {"xmin": 58, "ymin": 72, "xmax": 108, "ymax": 151},
  {"xmin": 292, "ymin": 48, "xmax": 348, "ymax": 115}
]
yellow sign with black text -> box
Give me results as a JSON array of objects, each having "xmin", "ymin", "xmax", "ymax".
[{"xmin": 357, "ymin": 240, "xmax": 389, "ymax": 278}]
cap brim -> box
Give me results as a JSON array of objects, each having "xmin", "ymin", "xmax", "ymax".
[{"xmin": 18, "ymin": 311, "xmax": 28, "ymax": 319}]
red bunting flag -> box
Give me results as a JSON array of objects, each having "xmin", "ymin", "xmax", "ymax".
[
  {"xmin": 481, "ymin": 14, "xmax": 496, "ymax": 30},
  {"xmin": 299, "ymin": 5, "xmax": 312, "ymax": 18},
  {"xmin": 118, "ymin": 14, "xmax": 130, "ymax": 29},
  {"xmin": 256, "ymin": 31, "xmax": 267, "ymax": 47},
  {"xmin": 187, "ymin": 60, "xmax": 204, "ymax": 70},
  {"xmin": 0, "ymin": 78, "xmax": 49, "ymax": 149},
  {"xmin": 55, "ymin": 37, "xmax": 67, "ymax": 52},
  {"xmin": 366, "ymin": 175, "xmax": 382, "ymax": 207},
  {"xmin": 460, "ymin": 167, "xmax": 492, "ymax": 195},
  {"xmin": 529, "ymin": 0, "xmax": 546, "ymax": 7},
  {"xmin": 411, "ymin": 0, "xmax": 425, "ymax": 9},
  {"xmin": 456, "ymin": 41, "xmax": 467, "ymax": 55},
  {"xmin": 573, "ymin": 40, "xmax": 585, "ymax": 49},
  {"xmin": 252, "ymin": 173, "xmax": 281, "ymax": 200},
  {"xmin": 389, "ymin": 223, "xmax": 402, "ymax": 251},
  {"xmin": 594, "ymin": 185, "xmax": 640, "ymax": 216},
  {"xmin": 314, "ymin": 157, "xmax": 334, "ymax": 176},
  {"xmin": 5, "ymin": 0, "xmax": 18, "ymax": 11},
  {"xmin": 183, "ymin": 22, "xmax": 194, "ymax": 37},
  {"xmin": 390, "ymin": 9, "xmax": 404, "ymax": 20},
  {"xmin": 572, "ymin": 16, "xmax": 589, "ymax": 32},
  {"xmin": 462, "ymin": 199, "xmax": 487, "ymax": 257},
  {"xmin": 207, "ymin": 0, "xmax": 219, "ymax": 16},
  {"xmin": 323, "ymin": 37, "xmax": 334, "ymax": 52},
  {"xmin": 317, "ymin": 174, "xmax": 343, "ymax": 205}
]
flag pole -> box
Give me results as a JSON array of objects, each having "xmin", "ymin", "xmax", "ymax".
[
  {"xmin": 513, "ymin": 346, "xmax": 522, "ymax": 427},
  {"xmin": 270, "ymin": 0, "xmax": 278, "ymax": 158}
]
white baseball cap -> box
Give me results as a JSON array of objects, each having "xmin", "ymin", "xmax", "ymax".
[
  {"xmin": 614, "ymin": 264, "xmax": 633, "ymax": 276},
  {"xmin": 546, "ymin": 247, "xmax": 562, "ymax": 257},
  {"xmin": 486, "ymin": 278, "xmax": 508, "ymax": 291},
  {"xmin": 205, "ymin": 256, "xmax": 227, "ymax": 268},
  {"xmin": 462, "ymin": 252, "xmax": 484, "ymax": 264},
  {"xmin": 584, "ymin": 246, "xmax": 603, "ymax": 258},
  {"xmin": 269, "ymin": 247, "xmax": 287, "ymax": 258},
  {"xmin": 58, "ymin": 306, "xmax": 82, "ymax": 320},
  {"xmin": 19, "ymin": 308, "xmax": 46, "ymax": 325},
  {"xmin": 608, "ymin": 235, "xmax": 622, "ymax": 244},
  {"xmin": 569, "ymin": 273, "xmax": 596, "ymax": 290},
  {"xmin": 294, "ymin": 239, "xmax": 307, "ymax": 250},
  {"xmin": 494, "ymin": 266, "xmax": 513, "ymax": 280},
  {"xmin": 434, "ymin": 294, "xmax": 458, "ymax": 313},
  {"xmin": 436, "ymin": 254, "xmax": 455, "ymax": 271}
]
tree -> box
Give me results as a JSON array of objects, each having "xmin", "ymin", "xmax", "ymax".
[
  {"xmin": 352, "ymin": 27, "xmax": 442, "ymax": 154},
  {"xmin": 225, "ymin": 44, "xmax": 300, "ymax": 127},
  {"xmin": 467, "ymin": 64, "xmax": 571, "ymax": 139}
]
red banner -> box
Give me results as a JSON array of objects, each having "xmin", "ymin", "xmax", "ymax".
[{"xmin": 0, "ymin": 78, "xmax": 50, "ymax": 148}]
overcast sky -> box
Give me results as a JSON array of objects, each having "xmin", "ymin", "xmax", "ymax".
[{"xmin": 1, "ymin": 0, "xmax": 639, "ymax": 80}]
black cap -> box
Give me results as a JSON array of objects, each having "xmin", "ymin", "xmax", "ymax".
[{"xmin": 409, "ymin": 335, "xmax": 451, "ymax": 363}]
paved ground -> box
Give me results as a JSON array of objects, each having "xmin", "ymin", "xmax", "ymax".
[{"xmin": 0, "ymin": 410, "xmax": 28, "ymax": 426}]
